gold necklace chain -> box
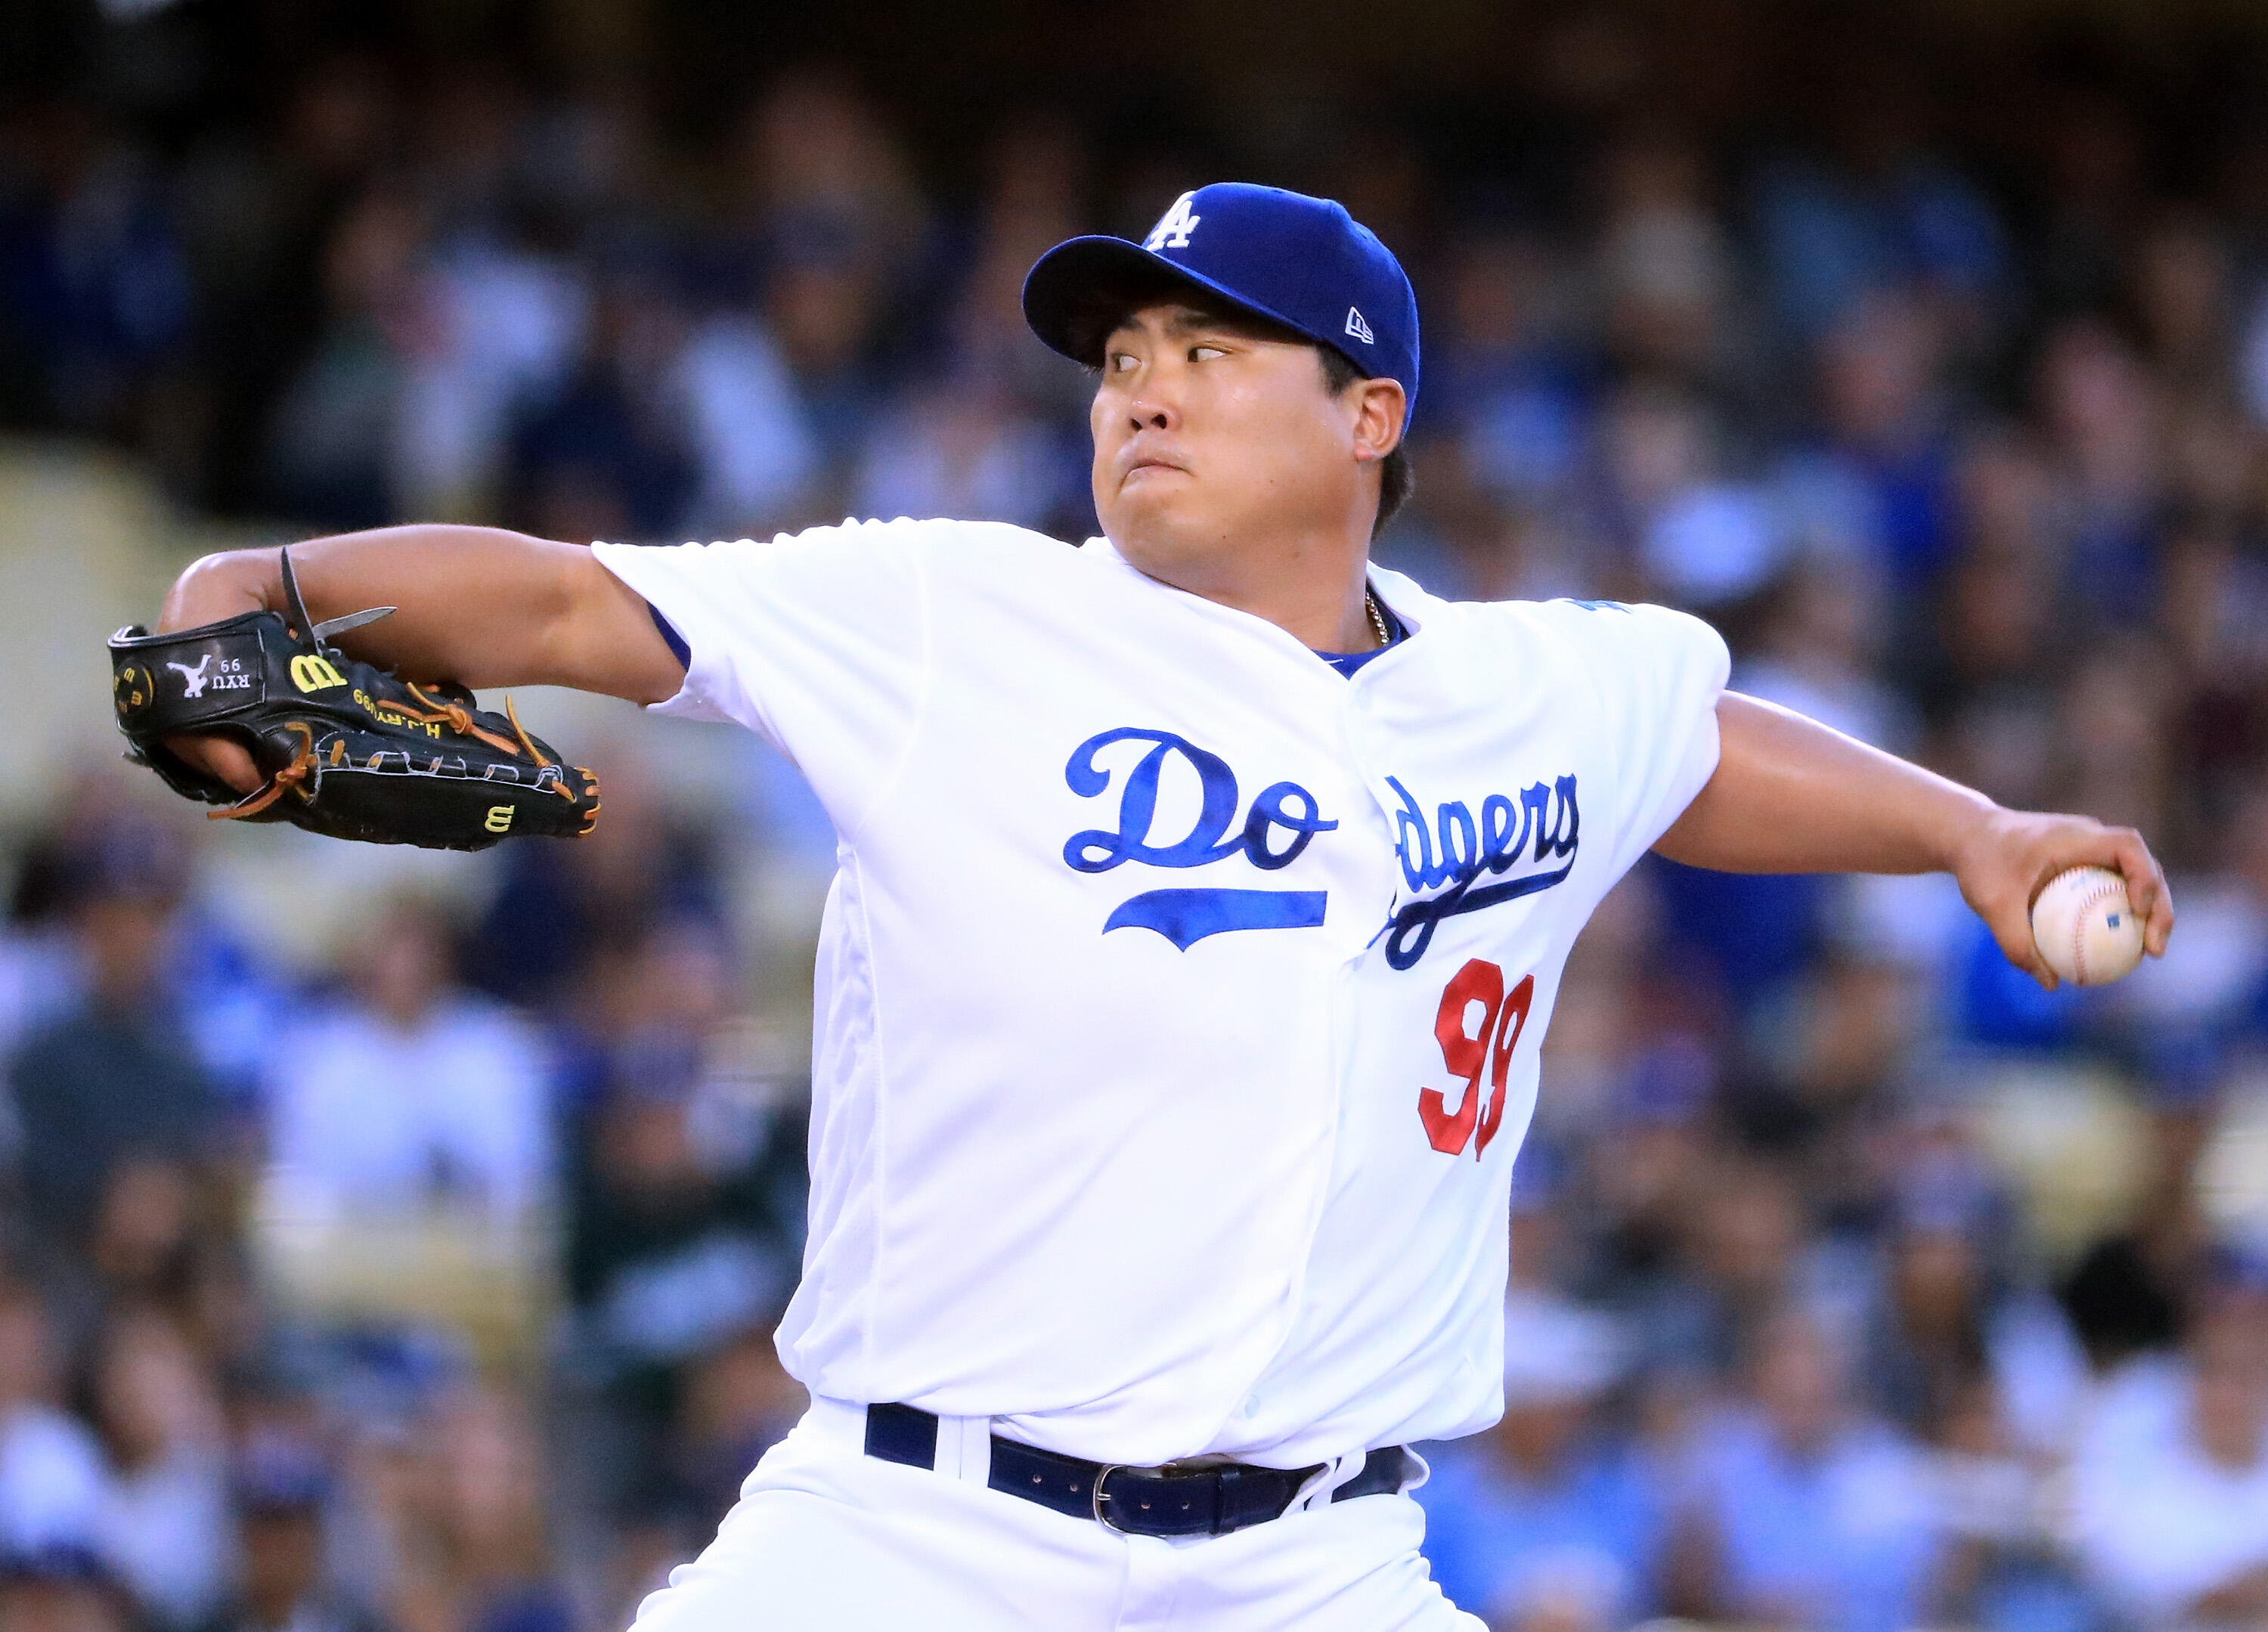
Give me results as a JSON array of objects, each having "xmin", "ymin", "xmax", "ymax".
[{"xmin": 1365, "ymin": 588, "xmax": 1390, "ymax": 649}]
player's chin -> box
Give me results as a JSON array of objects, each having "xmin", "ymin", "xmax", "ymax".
[{"xmin": 1100, "ymin": 480, "xmax": 1190, "ymax": 536}]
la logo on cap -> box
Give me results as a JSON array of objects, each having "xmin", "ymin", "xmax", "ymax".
[
  {"xmin": 1345, "ymin": 307, "xmax": 1374, "ymax": 345},
  {"xmin": 1145, "ymin": 192, "xmax": 1202, "ymax": 251}
]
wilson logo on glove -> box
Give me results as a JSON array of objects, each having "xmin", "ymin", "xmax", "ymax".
[{"xmin": 290, "ymin": 653, "xmax": 347, "ymax": 692}]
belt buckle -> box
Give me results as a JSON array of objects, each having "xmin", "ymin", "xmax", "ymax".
[{"xmin": 1091, "ymin": 1464, "xmax": 1126, "ymax": 1531}]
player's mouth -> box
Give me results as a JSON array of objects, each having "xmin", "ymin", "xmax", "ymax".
[{"xmin": 1120, "ymin": 454, "xmax": 1189, "ymax": 487}]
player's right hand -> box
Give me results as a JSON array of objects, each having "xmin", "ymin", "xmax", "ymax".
[
  {"xmin": 163, "ymin": 732, "xmax": 263, "ymax": 795},
  {"xmin": 1950, "ymin": 807, "xmax": 2174, "ymax": 988},
  {"xmin": 153, "ymin": 552, "xmax": 275, "ymax": 796}
]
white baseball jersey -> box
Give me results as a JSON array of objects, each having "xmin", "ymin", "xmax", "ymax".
[{"xmin": 593, "ymin": 520, "xmax": 1726, "ymax": 1470}]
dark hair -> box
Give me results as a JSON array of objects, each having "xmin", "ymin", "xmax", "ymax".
[{"xmin": 1067, "ymin": 275, "xmax": 1414, "ymax": 542}]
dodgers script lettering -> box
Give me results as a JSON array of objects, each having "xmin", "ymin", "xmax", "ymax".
[
  {"xmin": 1062, "ymin": 728, "xmax": 1335, "ymax": 949},
  {"xmin": 1377, "ymin": 774, "xmax": 1579, "ymax": 971}
]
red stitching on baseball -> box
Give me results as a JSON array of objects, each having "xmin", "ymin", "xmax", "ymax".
[{"xmin": 2068, "ymin": 878, "xmax": 2124, "ymax": 985}]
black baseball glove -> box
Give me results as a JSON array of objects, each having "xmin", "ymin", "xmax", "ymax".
[{"xmin": 109, "ymin": 548, "xmax": 600, "ymax": 850}]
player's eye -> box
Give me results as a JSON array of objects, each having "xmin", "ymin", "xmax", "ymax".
[
  {"xmin": 1188, "ymin": 344, "xmax": 1227, "ymax": 362},
  {"xmin": 1108, "ymin": 351, "xmax": 1139, "ymax": 373}
]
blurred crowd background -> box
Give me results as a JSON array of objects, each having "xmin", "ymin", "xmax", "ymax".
[{"xmin": 6, "ymin": 1, "xmax": 2268, "ymax": 1630}]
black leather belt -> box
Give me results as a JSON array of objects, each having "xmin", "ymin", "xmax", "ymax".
[{"xmin": 863, "ymin": 1402, "xmax": 1411, "ymax": 1538}]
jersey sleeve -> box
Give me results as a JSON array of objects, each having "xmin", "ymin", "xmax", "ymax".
[
  {"xmin": 590, "ymin": 519, "xmax": 934, "ymax": 834},
  {"xmin": 1566, "ymin": 600, "xmax": 1730, "ymax": 880}
]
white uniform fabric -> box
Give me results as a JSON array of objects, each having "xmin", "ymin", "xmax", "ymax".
[
  {"xmin": 633, "ymin": 1398, "xmax": 1482, "ymax": 1631},
  {"xmin": 593, "ymin": 520, "xmax": 1725, "ymax": 1471}
]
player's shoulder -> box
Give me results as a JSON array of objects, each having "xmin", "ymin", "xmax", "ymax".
[
  {"xmin": 668, "ymin": 514, "xmax": 1061, "ymax": 558},
  {"xmin": 785, "ymin": 515, "xmax": 1082, "ymax": 578},
  {"xmin": 820, "ymin": 514, "xmax": 1062, "ymax": 548},
  {"xmin": 1375, "ymin": 568, "xmax": 1720, "ymax": 657},
  {"xmin": 1512, "ymin": 594, "xmax": 1724, "ymax": 653}
]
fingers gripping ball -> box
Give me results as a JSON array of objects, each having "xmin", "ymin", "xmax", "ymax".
[{"xmin": 2031, "ymin": 866, "xmax": 2146, "ymax": 986}]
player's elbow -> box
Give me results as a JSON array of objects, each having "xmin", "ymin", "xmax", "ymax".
[
  {"xmin": 159, "ymin": 549, "xmax": 276, "ymax": 633},
  {"xmin": 546, "ymin": 547, "xmax": 683, "ymax": 704}
]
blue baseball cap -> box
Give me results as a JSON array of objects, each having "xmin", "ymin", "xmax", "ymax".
[{"xmin": 1023, "ymin": 182, "xmax": 1421, "ymax": 423}]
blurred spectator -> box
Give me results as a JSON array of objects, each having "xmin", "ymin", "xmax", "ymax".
[
  {"xmin": 166, "ymin": 54, "xmax": 396, "ymax": 509},
  {"xmin": 265, "ymin": 897, "xmax": 547, "ymax": 1220},
  {"xmin": 505, "ymin": 260, "xmax": 700, "ymax": 543},
  {"xmin": 463, "ymin": 752, "xmax": 727, "ymax": 1014},
  {"xmin": 667, "ymin": 1325, "xmax": 806, "ymax": 1531},
  {"xmin": 563, "ymin": 1020, "xmax": 801, "ymax": 1368},
  {"xmin": 82, "ymin": 1160, "xmax": 197, "ymax": 1307},
  {"xmin": 555, "ymin": 935, "xmax": 805, "ymax": 1519},
  {"xmin": 1923, "ymin": 1376, "xmax": 2087, "ymax": 1632},
  {"xmin": 2071, "ymin": 1290, "xmax": 2268, "ymax": 1627},
  {"xmin": 2034, "ymin": 94, "xmax": 2149, "ymax": 321},
  {"xmin": 1734, "ymin": 557, "xmax": 1912, "ymax": 751},
  {"xmin": 1792, "ymin": 292, "xmax": 1960, "ymax": 600},
  {"xmin": 670, "ymin": 285, "xmax": 820, "ymax": 540},
  {"xmin": 1621, "ymin": 1155, "xmax": 1843, "ymax": 1383},
  {"xmin": 2036, "ymin": 318, "xmax": 2163, "ymax": 621},
  {"xmin": 0, "ymin": 862, "xmax": 79, "ymax": 1070},
  {"xmin": 727, "ymin": 71, "xmax": 928, "ymax": 480},
  {"xmin": 940, "ymin": 116, "xmax": 1092, "ymax": 419},
  {"xmin": 1571, "ymin": 1033, "xmax": 1716, "ymax": 1316},
  {"xmin": 1857, "ymin": 1175, "xmax": 2089, "ymax": 1458},
  {"xmin": 1748, "ymin": 58, "xmax": 2011, "ymax": 349},
  {"xmin": 0, "ymin": 1281, "xmax": 107, "ymax": 1562},
  {"xmin": 197, "ymin": 1436, "xmax": 380, "ymax": 1632},
  {"xmin": 389, "ymin": 216, "xmax": 586, "ymax": 525},
  {"xmin": 87, "ymin": 1310, "xmax": 228, "ymax": 1628},
  {"xmin": 1419, "ymin": 1295, "xmax": 1662, "ymax": 1632},
  {"xmin": 1596, "ymin": 124, "xmax": 1737, "ymax": 386},
  {"xmin": 855, "ymin": 380, "xmax": 1064, "ymax": 530},
  {"xmin": 2133, "ymin": 211, "xmax": 2238, "ymax": 404},
  {"xmin": 0, "ymin": 101, "xmax": 190, "ymax": 439},
  {"xmin": 263, "ymin": 184, "xmax": 428, "ymax": 531},
  {"xmin": 1594, "ymin": 381, "xmax": 1771, "ymax": 605},
  {"xmin": 1436, "ymin": 231, "xmax": 1585, "ymax": 472},
  {"xmin": 846, "ymin": 117, "xmax": 1093, "ymax": 535},
  {"xmin": 2062, "ymin": 1109, "xmax": 2217, "ymax": 1371},
  {"xmin": 4, "ymin": 831, "xmax": 221, "ymax": 1256},
  {"xmin": 0, "ymin": 1549, "xmax": 133, "ymax": 1632},
  {"xmin": 343, "ymin": 1386, "xmax": 569, "ymax": 1632},
  {"xmin": 1667, "ymin": 1308, "xmax": 1943, "ymax": 1632}
]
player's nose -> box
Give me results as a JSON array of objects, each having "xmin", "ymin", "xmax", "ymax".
[{"xmin": 1124, "ymin": 392, "xmax": 1178, "ymax": 432}]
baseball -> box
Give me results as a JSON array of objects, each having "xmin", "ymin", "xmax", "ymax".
[{"xmin": 2031, "ymin": 866, "xmax": 2145, "ymax": 986}]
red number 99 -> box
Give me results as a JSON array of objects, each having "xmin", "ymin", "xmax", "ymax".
[{"xmin": 1417, "ymin": 958, "xmax": 1533, "ymax": 1159}]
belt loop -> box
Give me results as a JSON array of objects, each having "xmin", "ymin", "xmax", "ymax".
[
  {"xmin": 1291, "ymin": 1452, "xmax": 1357, "ymax": 1514},
  {"xmin": 935, "ymin": 1414, "xmax": 993, "ymax": 1488},
  {"xmin": 1210, "ymin": 1465, "xmax": 1238, "ymax": 1535}
]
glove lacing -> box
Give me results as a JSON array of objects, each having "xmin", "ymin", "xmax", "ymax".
[{"xmin": 209, "ymin": 723, "xmax": 316, "ymax": 821}]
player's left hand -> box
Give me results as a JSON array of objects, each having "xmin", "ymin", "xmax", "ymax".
[{"xmin": 1949, "ymin": 808, "xmax": 2174, "ymax": 989}]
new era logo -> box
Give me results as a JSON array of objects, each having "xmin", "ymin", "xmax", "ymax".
[{"xmin": 1345, "ymin": 307, "xmax": 1374, "ymax": 345}]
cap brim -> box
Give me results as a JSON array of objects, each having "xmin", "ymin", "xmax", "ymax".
[{"xmin": 1021, "ymin": 236, "xmax": 1329, "ymax": 367}]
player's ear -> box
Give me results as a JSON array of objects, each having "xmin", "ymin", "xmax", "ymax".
[{"xmin": 1350, "ymin": 379, "xmax": 1406, "ymax": 464}]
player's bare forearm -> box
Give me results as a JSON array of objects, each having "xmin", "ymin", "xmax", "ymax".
[
  {"xmin": 1655, "ymin": 692, "xmax": 1992, "ymax": 875},
  {"xmin": 155, "ymin": 525, "xmax": 681, "ymax": 796},
  {"xmin": 1655, "ymin": 692, "xmax": 2172, "ymax": 985},
  {"xmin": 159, "ymin": 526, "xmax": 682, "ymax": 703}
]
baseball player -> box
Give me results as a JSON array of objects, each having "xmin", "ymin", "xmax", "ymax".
[{"xmin": 149, "ymin": 184, "xmax": 2172, "ymax": 1629}]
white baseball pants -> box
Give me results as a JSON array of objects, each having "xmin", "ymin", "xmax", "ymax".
[{"xmin": 628, "ymin": 1398, "xmax": 1483, "ymax": 1630}]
